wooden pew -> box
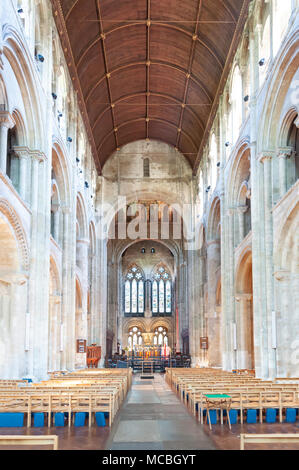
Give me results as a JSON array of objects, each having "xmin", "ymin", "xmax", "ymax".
[
  {"xmin": 0, "ymin": 435, "xmax": 58, "ymax": 450},
  {"xmin": 240, "ymin": 433, "xmax": 299, "ymax": 450}
]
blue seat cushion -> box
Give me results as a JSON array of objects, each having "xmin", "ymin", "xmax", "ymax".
[
  {"xmin": 33, "ymin": 413, "xmax": 44, "ymax": 427},
  {"xmin": 0, "ymin": 413, "xmax": 24, "ymax": 427},
  {"xmin": 266, "ymin": 408, "xmax": 277, "ymax": 423},
  {"xmin": 229, "ymin": 409, "xmax": 238, "ymax": 425},
  {"xmin": 247, "ymin": 409, "xmax": 257, "ymax": 423},
  {"xmin": 74, "ymin": 412, "xmax": 86, "ymax": 427},
  {"xmin": 285, "ymin": 408, "xmax": 297, "ymax": 423},
  {"xmin": 95, "ymin": 412, "xmax": 106, "ymax": 427},
  {"xmin": 207, "ymin": 409, "xmax": 217, "ymax": 425},
  {"xmin": 54, "ymin": 412, "xmax": 65, "ymax": 427}
]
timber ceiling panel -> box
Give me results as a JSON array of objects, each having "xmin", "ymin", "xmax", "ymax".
[{"xmin": 51, "ymin": 0, "xmax": 250, "ymax": 173}]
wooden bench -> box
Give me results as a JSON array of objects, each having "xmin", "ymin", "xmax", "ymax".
[
  {"xmin": 0, "ymin": 435, "xmax": 58, "ymax": 450},
  {"xmin": 240, "ymin": 433, "xmax": 299, "ymax": 450}
]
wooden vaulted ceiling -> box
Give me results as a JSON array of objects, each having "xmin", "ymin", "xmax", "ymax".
[{"xmin": 51, "ymin": 0, "xmax": 250, "ymax": 174}]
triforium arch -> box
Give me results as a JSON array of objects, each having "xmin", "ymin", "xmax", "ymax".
[{"xmin": 2, "ymin": 24, "xmax": 45, "ymax": 150}]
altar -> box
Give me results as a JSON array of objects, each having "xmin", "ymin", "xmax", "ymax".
[{"xmin": 128, "ymin": 345, "xmax": 171, "ymax": 359}]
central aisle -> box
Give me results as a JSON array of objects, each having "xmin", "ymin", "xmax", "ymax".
[{"xmin": 106, "ymin": 373, "xmax": 216, "ymax": 450}]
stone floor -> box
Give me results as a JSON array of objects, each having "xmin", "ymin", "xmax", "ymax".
[
  {"xmin": 105, "ymin": 375, "xmax": 216, "ymax": 450},
  {"xmin": 0, "ymin": 373, "xmax": 298, "ymax": 450}
]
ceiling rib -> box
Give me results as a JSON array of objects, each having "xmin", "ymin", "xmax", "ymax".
[
  {"xmin": 85, "ymin": 60, "xmax": 213, "ymax": 105},
  {"xmin": 175, "ymin": 0, "xmax": 202, "ymax": 150},
  {"xmin": 146, "ymin": 0, "xmax": 151, "ymax": 140},
  {"xmin": 95, "ymin": 0, "xmax": 118, "ymax": 149},
  {"xmin": 51, "ymin": 0, "xmax": 250, "ymax": 173},
  {"xmin": 97, "ymin": 117, "xmax": 198, "ymax": 155},
  {"xmin": 75, "ymin": 21, "xmax": 224, "ymax": 71},
  {"xmin": 91, "ymin": 91, "xmax": 206, "ymax": 134}
]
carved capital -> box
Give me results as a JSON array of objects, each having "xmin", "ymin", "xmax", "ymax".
[
  {"xmin": 0, "ymin": 111, "xmax": 15, "ymax": 129},
  {"xmin": 274, "ymin": 269, "xmax": 290, "ymax": 281},
  {"xmin": 237, "ymin": 205, "xmax": 248, "ymax": 215},
  {"xmin": 30, "ymin": 150, "xmax": 46, "ymax": 163},
  {"xmin": 278, "ymin": 146, "xmax": 294, "ymax": 159},
  {"xmin": 258, "ymin": 151, "xmax": 274, "ymax": 164},
  {"xmin": 12, "ymin": 146, "xmax": 31, "ymax": 159}
]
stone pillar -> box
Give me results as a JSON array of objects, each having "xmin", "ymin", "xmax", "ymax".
[
  {"xmin": 278, "ymin": 148, "xmax": 293, "ymax": 198},
  {"xmin": 51, "ymin": 204, "xmax": 60, "ymax": 243},
  {"xmin": 76, "ymin": 238, "xmax": 89, "ymax": 368},
  {"xmin": 259, "ymin": 152, "xmax": 275, "ymax": 378},
  {"xmin": 237, "ymin": 206, "xmax": 248, "ymax": 243},
  {"xmin": 0, "ymin": 112, "xmax": 15, "ymax": 174},
  {"xmin": 13, "ymin": 147, "xmax": 30, "ymax": 202}
]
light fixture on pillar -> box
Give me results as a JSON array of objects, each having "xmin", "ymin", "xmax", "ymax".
[
  {"xmin": 67, "ymin": 137, "xmax": 73, "ymax": 143},
  {"xmin": 76, "ymin": 157, "xmax": 80, "ymax": 163},
  {"xmin": 217, "ymin": 162, "xmax": 221, "ymax": 168},
  {"xmin": 244, "ymin": 95, "xmax": 249, "ymax": 102},
  {"xmin": 17, "ymin": 8, "xmax": 25, "ymax": 19},
  {"xmin": 225, "ymin": 141, "xmax": 230, "ymax": 147},
  {"xmin": 85, "ymin": 181, "xmax": 89, "ymax": 189},
  {"xmin": 206, "ymin": 186, "xmax": 211, "ymax": 193},
  {"xmin": 58, "ymin": 111, "xmax": 63, "ymax": 118},
  {"xmin": 52, "ymin": 92, "xmax": 57, "ymax": 100},
  {"xmin": 259, "ymin": 58, "xmax": 265, "ymax": 66},
  {"xmin": 36, "ymin": 54, "xmax": 45, "ymax": 63}
]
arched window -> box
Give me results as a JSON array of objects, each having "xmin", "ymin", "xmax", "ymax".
[
  {"xmin": 124, "ymin": 266, "xmax": 145, "ymax": 316},
  {"xmin": 151, "ymin": 266, "xmax": 172, "ymax": 316},
  {"xmin": 143, "ymin": 158, "xmax": 150, "ymax": 177},
  {"xmin": 128, "ymin": 326, "xmax": 142, "ymax": 351},
  {"xmin": 273, "ymin": 0, "xmax": 292, "ymax": 57},
  {"xmin": 230, "ymin": 65, "xmax": 243, "ymax": 144},
  {"xmin": 6, "ymin": 126, "xmax": 20, "ymax": 189},
  {"xmin": 153, "ymin": 327, "xmax": 168, "ymax": 347},
  {"xmin": 210, "ymin": 133, "xmax": 218, "ymax": 192},
  {"xmin": 259, "ymin": 15, "xmax": 271, "ymax": 88}
]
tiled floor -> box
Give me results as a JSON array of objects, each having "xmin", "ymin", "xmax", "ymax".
[{"xmin": 105, "ymin": 374, "xmax": 216, "ymax": 450}]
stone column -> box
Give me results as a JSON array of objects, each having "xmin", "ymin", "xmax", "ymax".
[
  {"xmin": 237, "ymin": 206, "xmax": 248, "ymax": 243},
  {"xmin": 13, "ymin": 146, "xmax": 30, "ymax": 202},
  {"xmin": 259, "ymin": 152, "xmax": 275, "ymax": 378},
  {"xmin": 76, "ymin": 238, "xmax": 89, "ymax": 368},
  {"xmin": 278, "ymin": 147, "xmax": 293, "ymax": 198},
  {"xmin": 0, "ymin": 112, "xmax": 15, "ymax": 174},
  {"xmin": 51, "ymin": 203, "xmax": 60, "ymax": 243}
]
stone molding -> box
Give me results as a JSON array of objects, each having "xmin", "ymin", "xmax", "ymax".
[{"xmin": 0, "ymin": 198, "xmax": 29, "ymax": 271}]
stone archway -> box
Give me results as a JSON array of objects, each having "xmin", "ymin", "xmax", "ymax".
[
  {"xmin": 0, "ymin": 209, "xmax": 27, "ymax": 378},
  {"xmin": 235, "ymin": 250, "xmax": 255, "ymax": 370}
]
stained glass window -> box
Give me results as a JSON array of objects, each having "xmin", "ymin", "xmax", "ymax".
[
  {"xmin": 138, "ymin": 280, "xmax": 144, "ymax": 313},
  {"xmin": 152, "ymin": 281, "xmax": 158, "ymax": 313},
  {"xmin": 128, "ymin": 327, "xmax": 142, "ymax": 351},
  {"xmin": 166, "ymin": 280, "xmax": 171, "ymax": 313},
  {"xmin": 151, "ymin": 266, "xmax": 172, "ymax": 315},
  {"xmin": 125, "ymin": 280, "xmax": 131, "ymax": 313},
  {"xmin": 154, "ymin": 327, "xmax": 168, "ymax": 347},
  {"xmin": 159, "ymin": 279, "xmax": 165, "ymax": 312},
  {"xmin": 131, "ymin": 279, "xmax": 137, "ymax": 313},
  {"xmin": 124, "ymin": 266, "xmax": 145, "ymax": 315}
]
